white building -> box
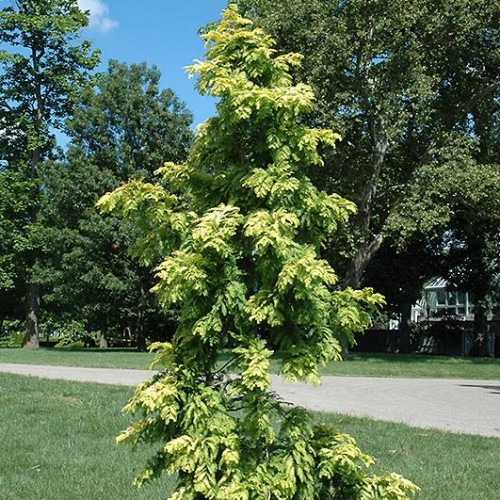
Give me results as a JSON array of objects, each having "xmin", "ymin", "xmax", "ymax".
[
  {"xmin": 411, "ymin": 278, "xmax": 499, "ymax": 356},
  {"xmin": 411, "ymin": 278, "xmax": 473, "ymax": 322}
]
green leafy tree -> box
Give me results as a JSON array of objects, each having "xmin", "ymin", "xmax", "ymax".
[
  {"xmin": 0, "ymin": 168, "xmax": 31, "ymax": 330},
  {"xmin": 388, "ymin": 151, "xmax": 500, "ymax": 355},
  {"xmin": 366, "ymin": 145, "xmax": 499, "ymax": 354},
  {"xmin": 0, "ymin": 0, "xmax": 99, "ymax": 346},
  {"xmin": 36, "ymin": 61, "xmax": 193, "ymax": 348},
  {"xmin": 66, "ymin": 60, "xmax": 193, "ymax": 177},
  {"xmin": 235, "ymin": 0, "xmax": 499, "ymax": 289},
  {"xmin": 100, "ymin": 7, "xmax": 418, "ymax": 498}
]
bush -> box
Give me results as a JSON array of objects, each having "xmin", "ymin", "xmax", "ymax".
[
  {"xmin": 54, "ymin": 340, "xmax": 85, "ymax": 350},
  {"xmin": 0, "ymin": 320, "xmax": 24, "ymax": 348},
  {"xmin": 50, "ymin": 320, "xmax": 99, "ymax": 348}
]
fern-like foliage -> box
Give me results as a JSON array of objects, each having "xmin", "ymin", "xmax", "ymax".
[{"xmin": 99, "ymin": 5, "xmax": 419, "ymax": 499}]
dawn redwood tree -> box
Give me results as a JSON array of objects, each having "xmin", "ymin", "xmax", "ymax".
[
  {"xmin": 99, "ymin": 7, "xmax": 418, "ymax": 498},
  {"xmin": 0, "ymin": 0, "xmax": 98, "ymax": 347}
]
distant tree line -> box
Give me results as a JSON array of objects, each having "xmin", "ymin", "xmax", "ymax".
[
  {"xmin": 0, "ymin": 1, "xmax": 192, "ymax": 349},
  {"xmin": 236, "ymin": 0, "xmax": 499, "ymax": 355}
]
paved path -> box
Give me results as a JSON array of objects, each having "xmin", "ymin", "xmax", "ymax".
[{"xmin": 1, "ymin": 363, "xmax": 499, "ymax": 438}]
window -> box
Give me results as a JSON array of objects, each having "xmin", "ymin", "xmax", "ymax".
[{"xmin": 436, "ymin": 291, "xmax": 446, "ymax": 306}]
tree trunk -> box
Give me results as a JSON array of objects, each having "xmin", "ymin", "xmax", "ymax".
[
  {"xmin": 473, "ymin": 300, "xmax": 488, "ymax": 357},
  {"xmin": 344, "ymin": 119, "xmax": 388, "ymax": 289},
  {"xmin": 24, "ymin": 282, "xmax": 40, "ymax": 348},
  {"xmin": 22, "ymin": 34, "xmax": 45, "ymax": 348},
  {"xmin": 399, "ymin": 301, "xmax": 412, "ymax": 354},
  {"xmin": 136, "ymin": 286, "xmax": 147, "ymax": 352},
  {"xmin": 136, "ymin": 312, "xmax": 147, "ymax": 352},
  {"xmin": 469, "ymin": 248, "xmax": 490, "ymax": 357},
  {"xmin": 23, "ymin": 145, "xmax": 42, "ymax": 348},
  {"xmin": 344, "ymin": 233, "xmax": 384, "ymax": 288}
]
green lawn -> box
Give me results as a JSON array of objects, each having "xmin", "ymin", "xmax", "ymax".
[
  {"xmin": 0, "ymin": 373, "xmax": 498, "ymax": 500},
  {"xmin": 1, "ymin": 348, "xmax": 499, "ymax": 379},
  {"xmin": 313, "ymin": 351, "xmax": 500, "ymax": 379},
  {"xmin": 0, "ymin": 347, "xmax": 156, "ymax": 370},
  {"xmin": 312, "ymin": 412, "xmax": 500, "ymax": 500},
  {"xmin": 0, "ymin": 373, "xmax": 172, "ymax": 500}
]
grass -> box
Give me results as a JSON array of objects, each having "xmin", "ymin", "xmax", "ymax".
[
  {"xmin": 1, "ymin": 372, "xmax": 499, "ymax": 500},
  {"xmin": 314, "ymin": 352, "xmax": 500, "ymax": 379},
  {"xmin": 313, "ymin": 412, "xmax": 500, "ymax": 500},
  {"xmin": 1, "ymin": 348, "xmax": 499, "ymax": 379},
  {"xmin": 0, "ymin": 348, "xmax": 156, "ymax": 370},
  {"xmin": 0, "ymin": 373, "xmax": 172, "ymax": 500}
]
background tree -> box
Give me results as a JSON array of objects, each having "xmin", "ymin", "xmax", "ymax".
[
  {"xmin": 0, "ymin": 0, "xmax": 99, "ymax": 346},
  {"xmin": 66, "ymin": 60, "xmax": 192, "ymax": 177},
  {"xmin": 364, "ymin": 237, "xmax": 442, "ymax": 353},
  {"xmin": 0, "ymin": 168, "xmax": 31, "ymax": 334},
  {"xmin": 100, "ymin": 7, "xmax": 418, "ymax": 498},
  {"xmin": 236, "ymin": 0, "xmax": 499, "ymax": 289},
  {"xmin": 36, "ymin": 61, "xmax": 193, "ymax": 348},
  {"xmin": 387, "ymin": 153, "xmax": 500, "ymax": 355}
]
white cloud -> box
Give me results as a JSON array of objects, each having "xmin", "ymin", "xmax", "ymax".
[{"xmin": 77, "ymin": 0, "xmax": 118, "ymax": 33}]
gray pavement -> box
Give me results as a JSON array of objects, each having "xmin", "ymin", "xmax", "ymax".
[{"xmin": 1, "ymin": 363, "xmax": 499, "ymax": 438}]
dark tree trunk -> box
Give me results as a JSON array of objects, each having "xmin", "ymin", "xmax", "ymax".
[
  {"xmin": 469, "ymin": 243, "xmax": 491, "ymax": 357},
  {"xmin": 136, "ymin": 315, "xmax": 147, "ymax": 352},
  {"xmin": 398, "ymin": 301, "xmax": 412, "ymax": 354},
  {"xmin": 344, "ymin": 233, "xmax": 384, "ymax": 288},
  {"xmin": 21, "ymin": 33, "xmax": 45, "ymax": 347},
  {"xmin": 24, "ymin": 282, "xmax": 40, "ymax": 348},
  {"xmin": 473, "ymin": 300, "xmax": 488, "ymax": 357},
  {"xmin": 23, "ymin": 137, "xmax": 43, "ymax": 347},
  {"xmin": 136, "ymin": 286, "xmax": 147, "ymax": 352}
]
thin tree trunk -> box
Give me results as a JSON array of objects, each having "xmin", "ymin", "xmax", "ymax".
[
  {"xmin": 399, "ymin": 301, "xmax": 412, "ymax": 354},
  {"xmin": 473, "ymin": 300, "xmax": 488, "ymax": 357},
  {"xmin": 21, "ymin": 30, "xmax": 45, "ymax": 348},
  {"xmin": 136, "ymin": 312, "xmax": 147, "ymax": 352},
  {"xmin": 136, "ymin": 285, "xmax": 147, "ymax": 351},
  {"xmin": 23, "ymin": 146, "xmax": 42, "ymax": 348},
  {"xmin": 24, "ymin": 282, "xmax": 40, "ymax": 348}
]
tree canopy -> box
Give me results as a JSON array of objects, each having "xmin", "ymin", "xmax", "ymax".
[
  {"xmin": 0, "ymin": 0, "xmax": 99, "ymax": 346},
  {"xmin": 234, "ymin": 0, "xmax": 499, "ymax": 355},
  {"xmin": 236, "ymin": 0, "xmax": 499, "ymax": 286},
  {"xmin": 33, "ymin": 60, "xmax": 193, "ymax": 347}
]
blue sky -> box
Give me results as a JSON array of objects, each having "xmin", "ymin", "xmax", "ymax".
[{"xmin": 77, "ymin": 0, "xmax": 229, "ymax": 127}]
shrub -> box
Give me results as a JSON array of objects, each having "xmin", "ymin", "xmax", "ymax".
[
  {"xmin": 50, "ymin": 320, "xmax": 99, "ymax": 348},
  {"xmin": 0, "ymin": 320, "xmax": 24, "ymax": 348}
]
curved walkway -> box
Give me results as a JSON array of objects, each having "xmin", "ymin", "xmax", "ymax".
[{"xmin": 1, "ymin": 363, "xmax": 499, "ymax": 438}]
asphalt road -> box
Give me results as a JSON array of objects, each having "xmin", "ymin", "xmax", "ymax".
[{"xmin": 1, "ymin": 363, "xmax": 499, "ymax": 438}]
